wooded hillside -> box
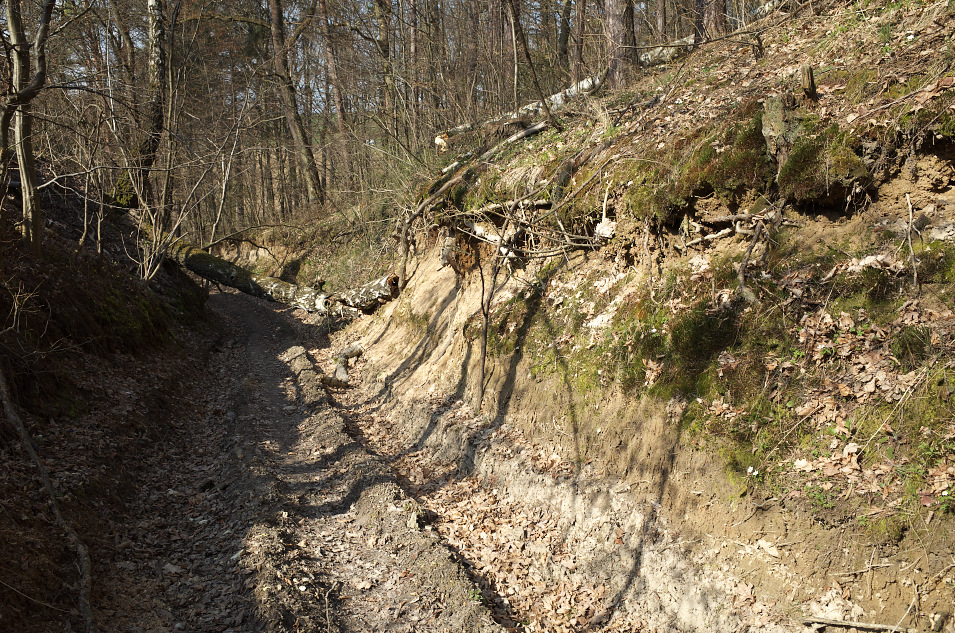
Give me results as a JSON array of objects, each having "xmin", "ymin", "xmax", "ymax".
[{"xmin": 1, "ymin": 0, "xmax": 768, "ymax": 263}]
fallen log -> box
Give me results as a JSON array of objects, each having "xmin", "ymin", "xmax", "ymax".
[
  {"xmin": 339, "ymin": 275, "xmax": 399, "ymax": 311},
  {"xmin": 166, "ymin": 239, "xmax": 333, "ymax": 312},
  {"xmin": 165, "ymin": 237, "xmax": 398, "ymax": 316},
  {"xmin": 436, "ymin": 71, "xmax": 607, "ymax": 144}
]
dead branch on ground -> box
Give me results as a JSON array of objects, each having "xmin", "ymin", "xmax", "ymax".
[{"xmin": 0, "ymin": 367, "xmax": 97, "ymax": 633}]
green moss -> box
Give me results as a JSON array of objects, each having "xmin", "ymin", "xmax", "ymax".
[
  {"xmin": 918, "ymin": 241, "xmax": 955, "ymax": 284},
  {"xmin": 710, "ymin": 112, "xmax": 774, "ymax": 197},
  {"xmin": 886, "ymin": 74, "xmax": 927, "ymax": 100},
  {"xmin": 110, "ymin": 172, "xmax": 139, "ymax": 209},
  {"xmin": 96, "ymin": 286, "xmax": 171, "ymax": 353},
  {"xmin": 778, "ymin": 123, "xmax": 869, "ymax": 203},
  {"xmin": 621, "ymin": 169, "xmax": 670, "ymax": 221},
  {"xmin": 898, "ymin": 91, "xmax": 955, "ymax": 138},
  {"xmin": 866, "ymin": 516, "xmax": 907, "ymax": 544}
]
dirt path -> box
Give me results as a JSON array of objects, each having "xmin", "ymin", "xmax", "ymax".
[{"xmin": 88, "ymin": 289, "xmax": 500, "ymax": 633}]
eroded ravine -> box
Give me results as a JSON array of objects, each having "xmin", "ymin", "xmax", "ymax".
[{"xmin": 323, "ymin": 351, "xmax": 802, "ymax": 633}]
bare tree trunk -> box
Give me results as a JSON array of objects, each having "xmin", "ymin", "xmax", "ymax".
[
  {"xmin": 373, "ymin": 0, "xmax": 394, "ymax": 117},
  {"xmin": 656, "ymin": 0, "xmax": 667, "ymax": 41},
  {"xmin": 705, "ymin": 0, "xmax": 727, "ymax": 37},
  {"xmin": 505, "ymin": 0, "xmax": 562, "ymax": 130},
  {"xmin": 604, "ymin": 0, "xmax": 636, "ymax": 87},
  {"xmin": 269, "ymin": 0, "xmax": 324, "ymax": 205},
  {"xmin": 138, "ymin": 0, "xmax": 167, "ymax": 212},
  {"xmin": 572, "ymin": 0, "xmax": 587, "ymax": 84},
  {"xmin": 317, "ymin": 0, "xmax": 350, "ymax": 184},
  {"xmin": 693, "ymin": 0, "xmax": 705, "ymax": 44},
  {"xmin": 557, "ymin": 0, "xmax": 573, "ymax": 69},
  {"xmin": 0, "ymin": 0, "xmax": 56, "ymax": 256}
]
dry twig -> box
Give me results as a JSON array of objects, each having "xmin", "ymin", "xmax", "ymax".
[
  {"xmin": 906, "ymin": 193, "xmax": 918, "ymax": 291},
  {"xmin": 802, "ymin": 617, "xmax": 913, "ymax": 632},
  {"xmin": 0, "ymin": 367, "xmax": 97, "ymax": 633}
]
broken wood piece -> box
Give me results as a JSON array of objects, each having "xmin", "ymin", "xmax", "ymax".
[
  {"xmin": 338, "ymin": 274, "xmax": 399, "ymax": 312},
  {"xmin": 681, "ymin": 227, "xmax": 734, "ymax": 249},
  {"xmin": 337, "ymin": 343, "xmax": 364, "ymax": 361},
  {"xmin": 333, "ymin": 362, "xmax": 349, "ymax": 384},
  {"xmin": 737, "ymin": 220, "xmax": 765, "ymax": 302},
  {"xmin": 802, "ymin": 617, "xmax": 914, "ymax": 632},
  {"xmin": 319, "ymin": 374, "xmax": 350, "ymax": 389},
  {"xmin": 325, "ymin": 343, "xmax": 364, "ymax": 388},
  {"xmin": 802, "ymin": 64, "xmax": 818, "ymax": 101}
]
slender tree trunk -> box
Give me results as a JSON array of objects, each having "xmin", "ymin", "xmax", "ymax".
[
  {"xmin": 541, "ymin": 0, "xmax": 556, "ymax": 61},
  {"xmin": 656, "ymin": 0, "xmax": 667, "ymax": 41},
  {"xmin": 693, "ymin": 0, "xmax": 705, "ymax": 44},
  {"xmin": 269, "ymin": 0, "xmax": 324, "ymax": 205},
  {"xmin": 317, "ymin": 0, "xmax": 349, "ymax": 184},
  {"xmin": 705, "ymin": 0, "xmax": 726, "ymax": 37},
  {"xmin": 137, "ymin": 0, "xmax": 166, "ymax": 211},
  {"xmin": 572, "ymin": 0, "xmax": 587, "ymax": 84},
  {"xmin": 13, "ymin": 102, "xmax": 40, "ymax": 253},
  {"xmin": 505, "ymin": 0, "xmax": 561, "ymax": 130},
  {"xmin": 408, "ymin": 0, "xmax": 420, "ymax": 136},
  {"xmin": 373, "ymin": 0, "xmax": 394, "ymax": 117},
  {"xmin": 557, "ymin": 0, "xmax": 573, "ymax": 69},
  {"xmin": 1, "ymin": 0, "xmax": 55, "ymax": 256}
]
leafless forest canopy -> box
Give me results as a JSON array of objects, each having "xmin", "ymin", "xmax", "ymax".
[{"xmin": 2, "ymin": 0, "xmax": 764, "ymax": 256}]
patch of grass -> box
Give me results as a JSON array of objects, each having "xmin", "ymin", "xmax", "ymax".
[
  {"xmin": 917, "ymin": 241, "xmax": 955, "ymax": 284},
  {"xmin": 829, "ymin": 267, "xmax": 903, "ymax": 323},
  {"xmin": 842, "ymin": 68, "xmax": 879, "ymax": 105},
  {"xmin": 892, "ymin": 325, "xmax": 931, "ymax": 371}
]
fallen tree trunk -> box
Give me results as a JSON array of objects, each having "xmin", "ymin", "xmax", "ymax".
[
  {"xmin": 437, "ymin": 71, "xmax": 607, "ymax": 143},
  {"xmin": 165, "ymin": 238, "xmax": 398, "ymax": 315},
  {"xmin": 338, "ymin": 275, "xmax": 399, "ymax": 311},
  {"xmin": 166, "ymin": 239, "xmax": 332, "ymax": 312}
]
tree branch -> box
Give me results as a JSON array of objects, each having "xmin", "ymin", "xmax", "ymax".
[{"xmin": 0, "ymin": 367, "xmax": 97, "ymax": 633}]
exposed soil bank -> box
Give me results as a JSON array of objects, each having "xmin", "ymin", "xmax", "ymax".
[{"xmin": 333, "ymin": 236, "xmax": 954, "ymax": 632}]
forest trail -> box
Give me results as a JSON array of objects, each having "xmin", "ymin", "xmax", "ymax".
[{"xmin": 84, "ymin": 289, "xmax": 500, "ymax": 633}]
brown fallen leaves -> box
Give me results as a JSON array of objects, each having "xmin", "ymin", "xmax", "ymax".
[
  {"xmin": 705, "ymin": 297, "xmax": 955, "ymax": 512},
  {"xmin": 426, "ymin": 478, "xmax": 610, "ymax": 632}
]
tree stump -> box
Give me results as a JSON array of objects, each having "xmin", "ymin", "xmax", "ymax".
[{"xmin": 801, "ymin": 64, "xmax": 817, "ymax": 102}]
